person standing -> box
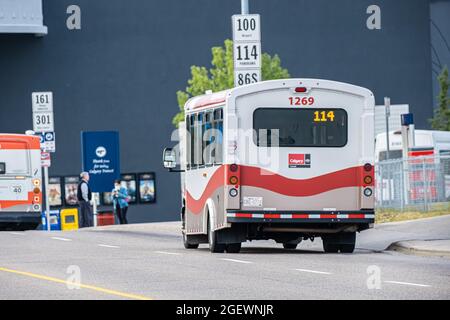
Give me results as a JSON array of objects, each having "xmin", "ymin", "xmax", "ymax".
[
  {"xmin": 77, "ymin": 172, "xmax": 93, "ymax": 228},
  {"xmin": 111, "ymin": 180, "xmax": 129, "ymax": 224}
]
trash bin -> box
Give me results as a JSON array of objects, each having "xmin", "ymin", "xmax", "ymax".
[
  {"xmin": 60, "ymin": 208, "xmax": 79, "ymax": 231},
  {"xmin": 97, "ymin": 210, "xmax": 115, "ymax": 226},
  {"xmin": 41, "ymin": 210, "xmax": 61, "ymax": 231}
]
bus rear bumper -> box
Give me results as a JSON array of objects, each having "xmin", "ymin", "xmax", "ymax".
[
  {"xmin": 0, "ymin": 212, "xmax": 41, "ymax": 224},
  {"xmin": 226, "ymin": 210, "xmax": 375, "ymax": 224}
]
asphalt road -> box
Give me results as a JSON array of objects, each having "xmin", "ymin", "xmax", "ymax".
[{"xmin": 0, "ymin": 216, "xmax": 449, "ymax": 300}]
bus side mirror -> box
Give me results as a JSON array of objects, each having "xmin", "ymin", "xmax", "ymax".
[
  {"xmin": 162, "ymin": 148, "xmax": 177, "ymax": 170},
  {"xmin": 0, "ymin": 163, "xmax": 5, "ymax": 175}
]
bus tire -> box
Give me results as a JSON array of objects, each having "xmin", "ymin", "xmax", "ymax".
[
  {"xmin": 340, "ymin": 243, "xmax": 355, "ymax": 253},
  {"xmin": 339, "ymin": 232, "xmax": 356, "ymax": 253},
  {"xmin": 283, "ymin": 243, "xmax": 298, "ymax": 250},
  {"xmin": 183, "ymin": 232, "xmax": 199, "ymax": 249},
  {"xmin": 181, "ymin": 210, "xmax": 198, "ymax": 249},
  {"xmin": 226, "ymin": 243, "xmax": 241, "ymax": 253},
  {"xmin": 323, "ymin": 241, "xmax": 340, "ymax": 253},
  {"xmin": 208, "ymin": 218, "xmax": 225, "ymax": 253}
]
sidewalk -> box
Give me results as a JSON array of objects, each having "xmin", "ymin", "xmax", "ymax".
[{"xmin": 388, "ymin": 239, "xmax": 450, "ymax": 258}]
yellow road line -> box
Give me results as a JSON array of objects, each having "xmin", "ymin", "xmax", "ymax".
[{"xmin": 0, "ymin": 267, "xmax": 152, "ymax": 300}]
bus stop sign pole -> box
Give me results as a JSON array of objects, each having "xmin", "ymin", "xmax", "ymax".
[{"xmin": 241, "ymin": 0, "xmax": 249, "ymax": 14}]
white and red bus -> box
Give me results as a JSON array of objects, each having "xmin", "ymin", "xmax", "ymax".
[
  {"xmin": 0, "ymin": 134, "xmax": 42, "ymax": 230},
  {"xmin": 163, "ymin": 79, "xmax": 375, "ymax": 253}
]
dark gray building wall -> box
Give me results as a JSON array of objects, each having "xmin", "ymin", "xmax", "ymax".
[
  {"xmin": 0, "ymin": 0, "xmax": 434, "ymax": 223},
  {"xmin": 430, "ymin": 0, "xmax": 450, "ymax": 108}
]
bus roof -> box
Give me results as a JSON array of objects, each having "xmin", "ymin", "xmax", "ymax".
[
  {"xmin": 184, "ymin": 78, "xmax": 374, "ymax": 112},
  {"xmin": 0, "ymin": 134, "xmax": 40, "ymax": 149}
]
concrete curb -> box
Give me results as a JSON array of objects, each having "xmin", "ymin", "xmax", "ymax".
[{"xmin": 388, "ymin": 240, "xmax": 450, "ymax": 258}]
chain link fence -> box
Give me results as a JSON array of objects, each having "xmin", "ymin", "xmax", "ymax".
[{"xmin": 375, "ymin": 154, "xmax": 450, "ymax": 212}]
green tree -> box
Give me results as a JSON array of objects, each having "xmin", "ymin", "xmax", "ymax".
[
  {"xmin": 173, "ymin": 39, "xmax": 291, "ymax": 127},
  {"xmin": 430, "ymin": 66, "xmax": 450, "ymax": 131}
]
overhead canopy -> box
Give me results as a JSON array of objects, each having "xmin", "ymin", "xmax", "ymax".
[{"xmin": 0, "ymin": 0, "xmax": 47, "ymax": 36}]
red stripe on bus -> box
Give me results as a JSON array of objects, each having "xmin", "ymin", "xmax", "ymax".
[
  {"xmin": 348, "ymin": 214, "xmax": 365, "ymax": 219},
  {"xmin": 292, "ymin": 214, "xmax": 309, "ymax": 219},
  {"xmin": 236, "ymin": 213, "xmax": 252, "ymax": 218},
  {"xmin": 186, "ymin": 165, "xmax": 369, "ymax": 214},
  {"xmin": 264, "ymin": 214, "xmax": 281, "ymax": 219},
  {"xmin": 320, "ymin": 214, "xmax": 336, "ymax": 219},
  {"xmin": 0, "ymin": 192, "xmax": 35, "ymax": 209},
  {"xmin": 241, "ymin": 165, "xmax": 367, "ymax": 197}
]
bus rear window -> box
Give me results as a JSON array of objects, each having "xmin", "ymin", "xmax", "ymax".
[
  {"xmin": 0, "ymin": 163, "xmax": 5, "ymax": 174},
  {"xmin": 253, "ymin": 108, "xmax": 348, "ymax": 147}
]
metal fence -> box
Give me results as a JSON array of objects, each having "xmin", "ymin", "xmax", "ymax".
[{"xmin": 375, "ymin": 154, "xmax": 450, "ymax": 212}]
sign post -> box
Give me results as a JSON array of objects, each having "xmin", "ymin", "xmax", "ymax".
[
  {"xmin": 232, "ymin": 3, "xmax": 261, "ymax": 87},
  {"xmin": 32, "ymin": 91, "xmax": 55, "ymax": 231},
  {"xmin": 81, "ymin": 131, "xmax": 120, "ymax": 227},
  {"xmin": 384, "ymin": 97, "xmax": 391, "ymax": 161}
]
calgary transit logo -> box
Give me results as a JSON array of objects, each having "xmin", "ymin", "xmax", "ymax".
[{"xmin": 288, "ymin": 154, "xmax": 311, "ymax": 168}]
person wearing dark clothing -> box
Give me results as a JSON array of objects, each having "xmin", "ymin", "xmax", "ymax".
[
  {"xmin": 111, "ymin": 180, "xmax": 129, "ymax": 224},
  {"xmin": 77, "ymin": 172, "xmax": 93, "ymax": 228}
]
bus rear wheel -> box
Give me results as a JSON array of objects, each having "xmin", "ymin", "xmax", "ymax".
[
  {"xmin": 283, "ymin": 243, "xmax": 298, "ymax": 250},
  {"xmin": 226, "ymin": 243, "xmax": 242, "ymax": 253},
  {"xmin": 182, "ymin": 232, "xmax": 199, "ymax": 249},
  {"xmin": 208, "ymin": 218, "xmax": 225, "ymax": 253},
  {"xmin": 182, "ymin": 211, "xmax": 198, "ymax": 249}
]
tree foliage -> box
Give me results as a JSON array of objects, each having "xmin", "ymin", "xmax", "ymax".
[
  {"xmin": 430, "ymin": 66, "xmax": 450, "ymax": 131},
  {"xmin": 173, "ymin": 39, "xmax": 290, "ymax": 127}
]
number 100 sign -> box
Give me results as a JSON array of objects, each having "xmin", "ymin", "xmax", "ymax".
[{"xmin": 232, "ymin": 14, "xmax": 260, "ymax": 42}]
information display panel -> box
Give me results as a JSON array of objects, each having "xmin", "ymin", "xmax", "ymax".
[
  {"xmin": 48, "ymin": 176, "xmax": 62, "ymax": 207},
  {"xmin": 64, "ymin": 176, "xmax": 79, "ymax": 206},
  {"xmin": 121, "ymin": 173, "xmax": 137, "ymax": 204},
  {"xmin": 138, "ymin": 172, "xmax": 156, "ymax": 204}
]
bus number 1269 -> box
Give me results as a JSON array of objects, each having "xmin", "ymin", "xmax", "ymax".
[{"xmin": 289, "ymin": 97, "xmax": 314, "ymax": 106}]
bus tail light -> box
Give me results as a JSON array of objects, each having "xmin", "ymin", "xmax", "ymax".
[
  {"xmin": 34, "ymin": 196, "xmax": 40, "ymax": 203},
  {"xmin": 364, "ymin": 163, "xmax": 373, "ymax": 172},
  {"xmin": 294, "ymin": 87, "xmax": 307, "ymax": 93},
  {"xmin": 229, "ymin": 176, "xmax": 239, "ymax": 185},
  {"xmin": 226, "ymin": 164, "xmax": 241, "ymax": 210},
  {"xmin": 364, "ymin": 176, "xmax": 373, "ymax": 185},
  {"xmin": 33, "ymin": 187, "xmax": 41, "ymax": 194},
  {"xmin": 33, "ymin": 179, "xmax": 41, "ymax": 187}
]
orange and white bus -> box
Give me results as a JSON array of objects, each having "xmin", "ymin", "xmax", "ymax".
[
  {"xmin": 0, "ymin": 134, "xmax": 42, "ymax": 230},
  {"xmin": 163, "ymin": 79, "xmax": 375, "ymax": 253}
]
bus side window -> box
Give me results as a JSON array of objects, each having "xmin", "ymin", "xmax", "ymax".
[
  {"xmin": 190, "ymin": 114, "xmax": 196, "ymax": 169},
  {"xmin": 194, "ymin": 113, "xmax": 204, "ymax": 167},
  {"xmin": 213, "ymin": 108, "xmax": 223, "ymax": 164},
  {"xmin": 186, "ymin": 115, "xmax": 191, "ymax": 170},
  {"xmin": 0, "ymin": 162, "xmax": 5, "ymax": 175},
  {"xmin": 204, "ymin": 111, "xmax": 213, "ymax": 166}
]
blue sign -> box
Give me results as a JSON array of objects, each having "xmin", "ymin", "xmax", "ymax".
[{"xmin": 81, "ymin": 131, "xmax": 120, "ymax": 192}]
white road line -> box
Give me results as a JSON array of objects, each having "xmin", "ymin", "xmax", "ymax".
[
  {"xmin": 384, "ymin": 280, "xmax": 431, "ymax": 288},
  {"xmin": 50, "ymin": 237, "xmax": 72, "ymax": 242},
  {"xmin": 8, "ymin": 232, "xmax": 25, "ymax": 236},
  {"xmin": 154, "ymin": 251, "xmax": 181, "ymax": 256},
  {"xmin": 295, "ymin": 268, "xmax": 332, "ymax": 275},
  {"xmin": 98, "ymin": 244, "xmax": 120, "ymax": 249},
  {"xmin": 221, "ymin": 258, "xmax": 253, "ymax": 264}
]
